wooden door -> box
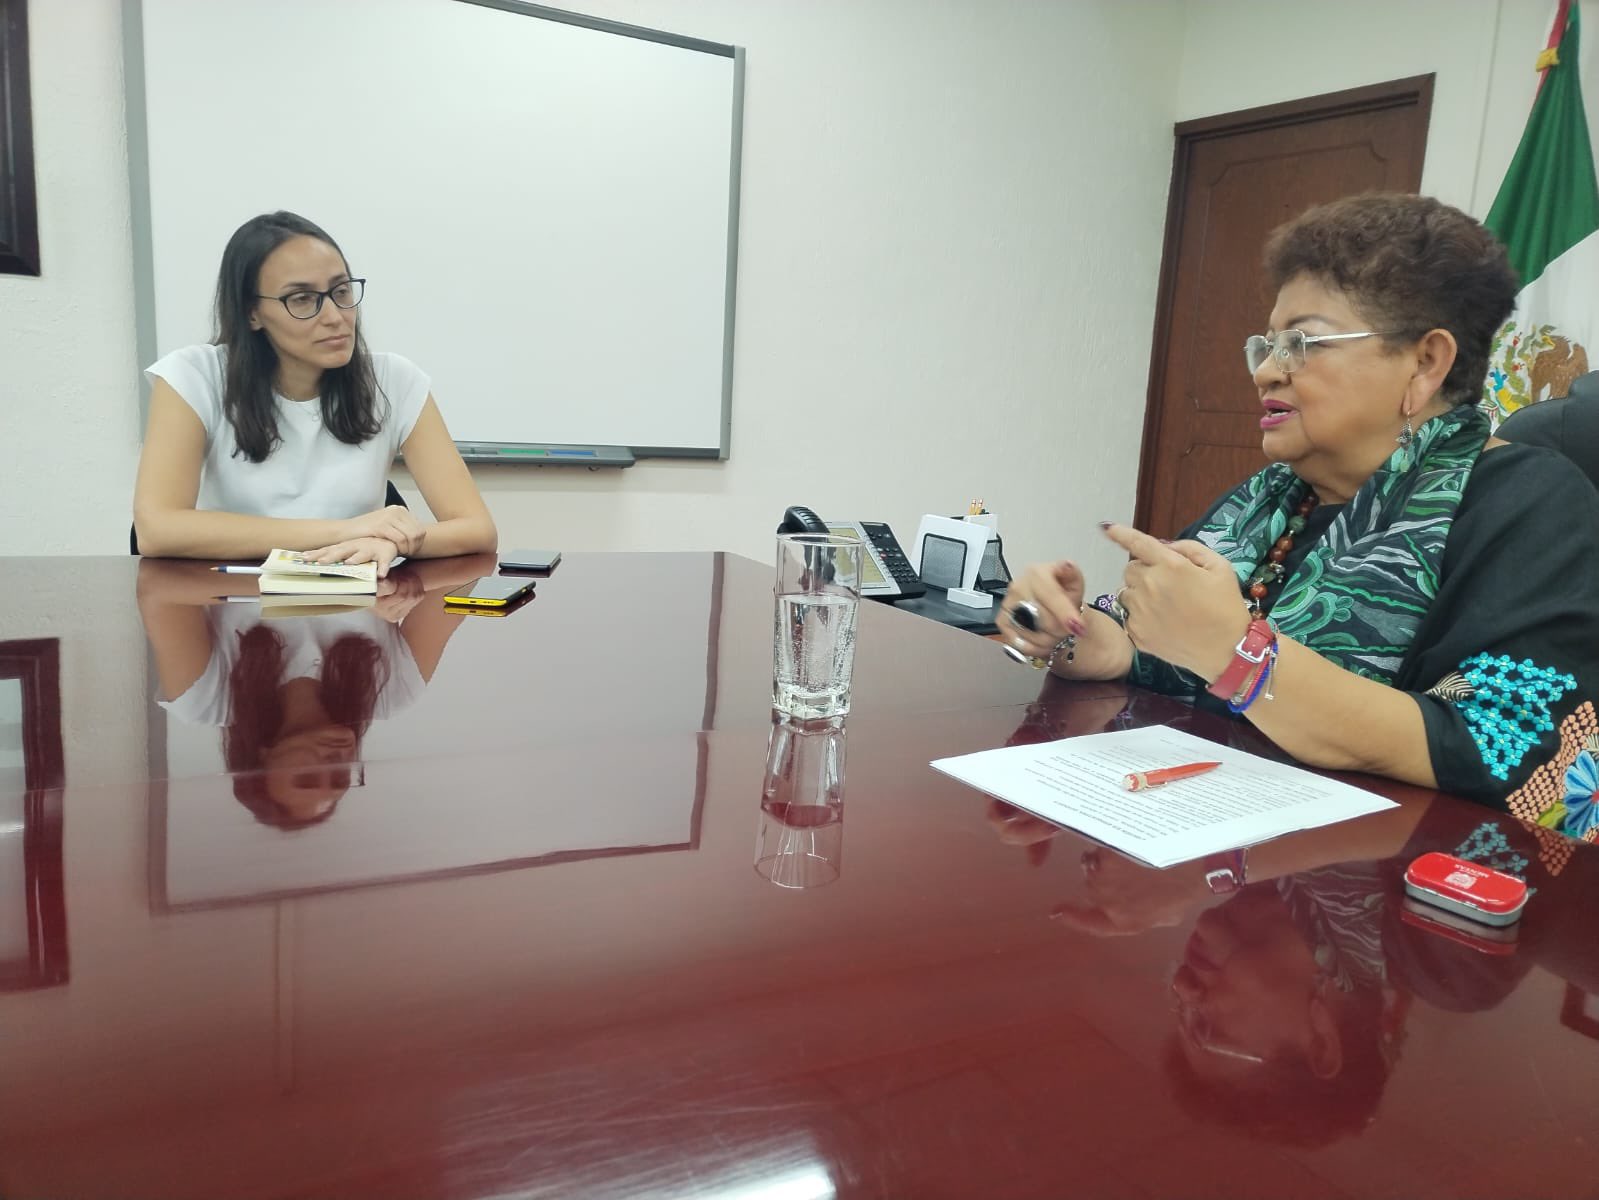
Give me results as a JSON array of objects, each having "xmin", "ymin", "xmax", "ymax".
[{"xmin": 1134, "ymin": 77, "xmax": 1433, "ymax": 537}]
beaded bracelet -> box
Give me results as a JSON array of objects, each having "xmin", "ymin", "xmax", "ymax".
[
  {"xmin": 1003, "ymin": 633, "xmax": 1077, "ymax": 671},
  {"xmin": 1226, "ymin": 644, "xmax": 1276, "ymax": 713},
  {"xmin": 1002, "ymin": 599, "xmax": 1085, "ymax": 671}
]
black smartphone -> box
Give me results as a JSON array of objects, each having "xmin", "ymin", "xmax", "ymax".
[
  {"xmin": 499, "ymin": 548, "xmax": 562, "ymax": 573},
  {"xmin": 441, "ymin": 576, "xmax": 537, "ymax": 608}
]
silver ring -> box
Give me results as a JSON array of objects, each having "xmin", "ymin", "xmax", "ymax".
[
  {"xmin": 1010, "ymin": 600, "xmax": 1042, "ymax": 633},
  {"xmin": 1002, "ymin": 635, "xmax": 1075, "ymax": 671},
  {"xmin": 1001, "ymin": 642, "xmax": 1048, "ymax": 670}
]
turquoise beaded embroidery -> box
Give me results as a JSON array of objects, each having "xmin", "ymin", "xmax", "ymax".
[
  {"xmin": 1452, "ymin": 821, "xmax": 1534, "ymax": 895},
  {"xmin": 1456, "ymin": 654, "xmax": 1576, "ymax": 781}
]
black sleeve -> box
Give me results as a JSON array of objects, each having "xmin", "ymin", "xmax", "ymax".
[
  {"xmin": 1496, "ymin": 394, "xmax": 1599, "ymax": 485},
  {"xmin": 1397, "ymin": 443, "xmax": 1599, "ymax": 814}
]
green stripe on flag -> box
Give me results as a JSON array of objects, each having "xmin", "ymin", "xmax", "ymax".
[{"xmin": 1485, "ymin": 2, "xmax": 1599, "ymax": 288}]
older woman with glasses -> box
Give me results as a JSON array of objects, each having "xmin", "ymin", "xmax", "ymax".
[
  {"xmin": 1003, "ymin": 193, "xmax": 1599, "ymax": 819},
  {"xmin": 133, "ymin": 211, "xmax": 496, "ymax": 574}
]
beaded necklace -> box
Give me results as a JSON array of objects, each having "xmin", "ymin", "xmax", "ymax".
[{"xmin": 1244, "ymin": 492, "xmax": 1319, "ymax": 614}]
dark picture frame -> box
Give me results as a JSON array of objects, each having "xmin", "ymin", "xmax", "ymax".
[
  {"xmin": 0, "ymin": 0, "xmax": 40, "ymax": 277},
  {"xmin": 0, "ymin": 638, "xmax": 67, "ymax": 990}
]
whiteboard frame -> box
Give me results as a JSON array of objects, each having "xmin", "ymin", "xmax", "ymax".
[{"xmin": 123, "ymin": 0, "xmax": 744, "ymax": 462}]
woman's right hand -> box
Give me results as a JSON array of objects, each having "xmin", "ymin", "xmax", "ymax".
[
  {"xmin": 339, "ymin": 505, "xmax": 426, "ymax": 557},
  {"xmin": 305, "ymin": 536, "xmax": 403, "ymax": 578},
  {"xmin": 999, "ymin": 560, "xmax": 1088, "ymax": 659}
]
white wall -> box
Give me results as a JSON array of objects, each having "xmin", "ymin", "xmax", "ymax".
[
  {"xmin": 465, "ymin": 0, "xmax": 1187, "ymax": 589},
  {"xmin": 1176, "ymin": 0, "xmax": 1558, "ymax": 213},
  {"xmin": 0, "ymin": 0, "xmax": 1565, "ymax": 589},
  {"xmin": 0, "ymin": 0, "xmax": 140, "ymax": 555},
  {"xmin": 1, "ymin": 0, "xmax": 1183, "ymax": 592}
]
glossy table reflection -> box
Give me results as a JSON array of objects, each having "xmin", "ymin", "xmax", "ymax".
[{"xmin": 0, "ymin": 553, "xmax": 1595, "ymax": 1199}]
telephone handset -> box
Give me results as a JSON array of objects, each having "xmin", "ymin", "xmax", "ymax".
[{"xmin": 778, "ymin": 507, "xmax": 926, "ymax": 600}]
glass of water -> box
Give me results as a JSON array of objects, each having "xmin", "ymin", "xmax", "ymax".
[{"xmin": 772, "ymin": 532, "xmax": 863, "ymax": 719}]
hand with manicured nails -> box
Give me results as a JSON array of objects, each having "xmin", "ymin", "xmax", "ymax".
[
  {"xmin": 1100, "ymin": 523, "xmax": 1252, "ymax": 684},
  {"xmin": 999, "ymin": 560, "xmax": 1088, "ymax": 659}
]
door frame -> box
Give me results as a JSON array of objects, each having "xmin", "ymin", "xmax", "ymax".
[{"xmin": 1133, "ymin": 74, "xmax": 1435, "ymax": 531}]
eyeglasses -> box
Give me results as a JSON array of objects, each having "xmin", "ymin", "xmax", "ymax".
[
  {"xmin": 257, "ymin": 278, "xmax": 366, "ymax": 320},
  {"xmin": 1172, "ymin": 994, "xmax": 1268, "ymax": 1065},
  {"xmin": 1243, "ymin": 328, "xmax": 1382, "ymax": 376}
]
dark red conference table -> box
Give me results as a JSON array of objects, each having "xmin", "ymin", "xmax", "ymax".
[{"xmin": 0, "ymin": 552, "xmax": 1595, "ymax": 1199}]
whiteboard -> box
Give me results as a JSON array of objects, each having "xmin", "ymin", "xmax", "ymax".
[{"xmin": 127, "ymin": 0, "xmax": 742, "ymax": 457}]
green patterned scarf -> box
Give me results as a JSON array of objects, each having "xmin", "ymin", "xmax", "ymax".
[{"xmin": 1194, "ymin": 403, "xmax": 1489, "ymax": 682}]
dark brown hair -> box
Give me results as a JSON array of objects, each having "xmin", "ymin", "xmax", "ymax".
[
  {"xmin": 1263, "ymin": 193, "xmax": 1518, "ymax": 406},
  {"xmin": 223, "ymin": 624, "xmax": 388, "ymax": 829},
  {"xmin": 213, "ymin": 211, "xmax": 385, "ymax": 463}
]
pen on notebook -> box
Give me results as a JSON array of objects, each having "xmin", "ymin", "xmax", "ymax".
[
  {"xmin": 1122, "ymin": 760, "xmax": 1222, "ymax": 792},
  {"xmin": 210, "ymin": 565, "xmax": 263, "ymax": 575}
]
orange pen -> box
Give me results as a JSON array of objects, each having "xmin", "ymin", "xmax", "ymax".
[{"xmin": 1121, "ymin": 761, "xmax": 1222, "ymax": 792}]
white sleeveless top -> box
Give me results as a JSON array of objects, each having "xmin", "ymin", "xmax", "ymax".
[{"xmin": 145, "ymin": 343, "xmax": 431, "ymax": 519}]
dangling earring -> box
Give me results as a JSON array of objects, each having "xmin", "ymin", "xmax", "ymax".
[{"xmin": 1396, "ymin": 414, "xmax": 1415, "ymax": 450}]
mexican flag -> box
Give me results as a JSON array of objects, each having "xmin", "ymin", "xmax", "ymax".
[{"xmin": 1483, "ymin": 0, "xmax": 1599, "ymax": 421}]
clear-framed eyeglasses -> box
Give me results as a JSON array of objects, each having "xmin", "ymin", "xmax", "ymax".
[
  {"xmin": 258, "ymin": 277, "xmax": 366, "ymax": 320},
  {"xmin": 1172, "ymin": 993, "xmax": 1268, "ymax": 1065},
  {"xmin": 1243, "ymin": 328, "xmax": 1382, "ymax": 376}
]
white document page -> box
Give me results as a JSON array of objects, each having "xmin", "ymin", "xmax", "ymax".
[{"xmin": 932, "ymin": 725, "xmax": 1397, "ymax": 868}]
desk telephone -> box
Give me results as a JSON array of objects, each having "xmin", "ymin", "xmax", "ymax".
[{"xmin": 778, "ymin": 507, "xmax": 926, "ymax": 600}]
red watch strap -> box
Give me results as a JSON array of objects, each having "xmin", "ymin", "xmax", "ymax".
[{"xmin": 1208, "ymin": 618, "xmax": 1276, "ymax": 700}]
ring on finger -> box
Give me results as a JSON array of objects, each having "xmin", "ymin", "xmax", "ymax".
[
  {"xmin": 1003, "ymin": 634, "xmax": 1076, "ymax": 671},
  {"xmin": 1002, "ymin": 643, "xmax": 1049, "ymax": 670},
  {"xmin": 1010, "ymin": 601, "xmax": 1042, "ymax": 633}
]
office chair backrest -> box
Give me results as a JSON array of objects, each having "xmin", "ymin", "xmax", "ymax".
[
  {"xmin": 130, "ymin": 480, "xmax": 410, "ymax": 554},
  {"xmin": 1494, "ymin": 372, "xmax": 1599, "ymax": 490}
]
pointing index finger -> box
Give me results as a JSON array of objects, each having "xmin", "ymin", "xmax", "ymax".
[{"xmin": 1099, "ymin": 521, "xmax": 1185, "ymax": 565}]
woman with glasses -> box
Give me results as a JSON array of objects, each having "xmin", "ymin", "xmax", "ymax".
[
  {"xmin": 1003, "ymin": 193, "xmax": 1599, "ymax": 814},
  {"xmin": 133, "ymin": 211, "xmax": 496, "ymax": 575}
]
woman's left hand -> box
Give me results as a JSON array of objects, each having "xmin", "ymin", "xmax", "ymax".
[
  {"xmin": 305, "ymin": 536, "xmax": 402, "ymax": 578},
  {"xmin": 1101, "ymin": 523, "xmax": 1250, "ymax": 683}
]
